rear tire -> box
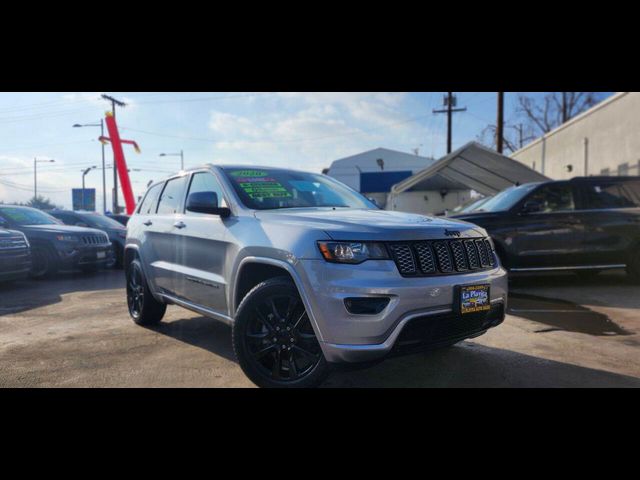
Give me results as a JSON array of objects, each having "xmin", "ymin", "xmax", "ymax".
[
  {"xmin": 126, "ymin": 259, "xmax": 166, "ymax": 325},
  {"xmin": 232, "ymin": 277, "xmax": 329, "ymax": 388}
]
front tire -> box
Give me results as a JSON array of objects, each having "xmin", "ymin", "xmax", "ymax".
[
  {"xmin": 126, "ymin": 259, "xmax": 166, "ymax": 325},
  {"xmin": 232, "ymin": 277, "xmax": 329, "ymax": 388},
  {"xmin": 30, "ymin": 246, "xmax": 57, "ymax": 279}
]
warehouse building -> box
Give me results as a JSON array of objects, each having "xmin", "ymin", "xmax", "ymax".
[
  {"xmin": 326, "ymin": 148, "xmax": 434, "ymax": 208},
  {"xmin": 511, "ymin": 92, "xmax": 640, "ymax": 179}
]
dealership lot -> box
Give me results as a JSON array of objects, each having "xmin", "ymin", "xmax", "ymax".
[{"xmin": 0, "ymin": 270, "xmax": 638, "ymax": 388}]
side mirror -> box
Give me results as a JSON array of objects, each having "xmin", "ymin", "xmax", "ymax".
[
  {"xmin": 521, "ymin": 200, "xmax": 543, "ymax": 214},
  {"xmin": 186, "ymin": 191, "xmax": 231, "ymax": 218},
  {"xmin": 0, "ymin": 217, "xmax": 8, "ymax": 227}
]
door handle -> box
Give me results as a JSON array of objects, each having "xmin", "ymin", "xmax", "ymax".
[
  {"xmin": 143, "ymin": 220, "xmax": 153, "ymax": 226},
  {"xmin": 174, "ymin": 221, "xmax": 186, "ymax": 229}
]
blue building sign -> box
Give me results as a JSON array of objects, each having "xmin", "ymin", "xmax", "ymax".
[
  {"xmin": 72, "ymin": 188, "xmax": 96, "ymax": 211},
  {"xmin": 359, "ymin": 171, "xmax": 413, "ymax": 193}
]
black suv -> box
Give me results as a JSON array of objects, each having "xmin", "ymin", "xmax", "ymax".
[
  {"xmin": 451, "ymin": 177, "xmax": 640, "ymax": 280},
  {"xmin": 0, "ymin": 205, "xmax": 113, "ymax": 278},
  {"xmin": 0, "ymin": 224, "xmax": 31, "ymax": 282},
  {"xmin": 49, "ymin": 210, "xmax": 127, "ymax": 268}
]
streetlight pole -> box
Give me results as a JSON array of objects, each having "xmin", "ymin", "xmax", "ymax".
[
  {"xmin": 34, "ymin": 158, "xmax": 55, "ymax": 200},
  {"xmin": 73, "ymin": 121, "xmax": 107, "ymax": 213},
  {"xmin": 159, "ymin": 150, "xmax": 184, "ymax": 170},
  {"xmin": 81, "ymin": 166, "xmax": 97, "ymax": 210}
]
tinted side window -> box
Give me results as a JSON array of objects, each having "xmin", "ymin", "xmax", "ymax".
[
  {"xmin": 56, "ymin": 213, "xmax": 79, "ymax": 225},
  {"xmin": 186, "ymin": 172, "xmax": 227, "ymax": 212},
  {"xmin": 138, "ymin": 184, "xmax": 163, "ymax": 215},
  {"xmin": 157, "ymin": 176, "xmax": 189, "ymax": 215},
  {"xmin": 526, "ymin": 184, "xmax": 575, "ymax": 213},
  {"xmin": 581, "ymin": 182, "xmax": 640, "ymax": 209}
]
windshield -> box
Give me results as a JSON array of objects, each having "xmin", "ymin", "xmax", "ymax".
[
  {"xmin": 80, "ymin": 213, "xmax": 125, "ymax": 229},
  {"xmin": 221, "ymin": 168, "xmax": 376, "ymax": 210},
  {"xmin": 475, "ymin": 184, "xmax": 540, "ymax": 212},
  {"xmin": 0, "ymin": 207, "xmax": 60, "ymax": 226},
  {"xmin": 460, "ymin": 197, "xmax": 491, "ymax": 213}
]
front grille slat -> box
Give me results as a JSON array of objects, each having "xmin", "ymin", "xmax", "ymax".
[
  {"xmin": 82, "ymin": 234, "xmax": 108, "ymax": 246},
  {"xmin": 413, "ymin": 243, "xmax": 436, "ymax": 274},
  {"xmin": 388, "ymin": 244, "xmax": 416, "ymax": 275},
  {"xmin": 390, "ymin": 237, "xmax": 496, "ymax": 277}
]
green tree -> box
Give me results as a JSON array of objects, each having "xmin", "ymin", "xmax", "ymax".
[{"xmin": 25, "ymin": 195, "xmax": 58, "ymax": 210}]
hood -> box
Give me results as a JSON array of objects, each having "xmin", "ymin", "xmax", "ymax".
[
  {"xmin": 449, "ymin": 211, "xmax": 505, "ymax": 224},
  {"xmin": 18, "ymin": 224, "xmax": 107, "ymax": 236},
  {"xmin": 254, "ymin": 208, "xmax": 486, "ymax": 241}
]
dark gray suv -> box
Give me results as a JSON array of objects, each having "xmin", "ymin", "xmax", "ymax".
[
  {"xmin": 0, "ymin": 206, "xmax": 113, "ymax": 277},
  {"xmin": 49, "ymin": 210, "xmax": 127, "ymax": 268}
]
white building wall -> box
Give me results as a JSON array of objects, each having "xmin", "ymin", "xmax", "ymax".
[
  {"xmin": 388, "ymin": 189, "xmax": 471, "ymax": 215},
  {"xmin": 327, "ymin": 148, "xmax": 434, "ymax": 191},
  {"xmin": 512, "ymin": 92, "xmax": 640, "ymax": 179}
]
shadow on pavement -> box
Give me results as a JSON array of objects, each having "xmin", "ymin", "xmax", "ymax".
[
  {"xmin": 0, "ymin": 270, "xmax": 124, "ymax": 316},
  {"xmin": 148, "ymin": 316, "xmax": 236, "ymax": 362},
  {"xmin": 508, "ymin": 292, "xmax": 633, "ymax": 336},
  {"xmin": 323, "ymin": 342, "xmax": 640, "ymax": 388},
  {"xmin": 509, "ymin": 271, "xmax": 640, "ymax": 310},
  {"xmin": 151, "ymin": 315, "xmax": 640, "ymax": 388}
]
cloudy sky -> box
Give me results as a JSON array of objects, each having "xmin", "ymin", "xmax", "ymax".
[{"xmin": 0, "ymin": 92, "xmax": 611, "ymax": 210}]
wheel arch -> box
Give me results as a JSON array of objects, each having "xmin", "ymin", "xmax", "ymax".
[{"xmin": 231, "ymin": 256, "xmax": 325, "ymax": 342}]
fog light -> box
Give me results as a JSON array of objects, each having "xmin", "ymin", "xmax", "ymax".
[{"xmin": 344, "ymin": 297, "xmax": 390, "ymax": 315}]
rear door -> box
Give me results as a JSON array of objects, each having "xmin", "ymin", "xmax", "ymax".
[
  {"xmin": 172, "ymin": 170, "xmax": 231, "ymax": 314},
  {"xmin": 146, "ymin": 174, "xmax": 190, "ymax": 296},
  {"xmin": 574, "ymin": 179, "xmax": 640, "ymax": 266},
  {"xmin": 509, "ymin": 182, "xmax": 585, "ymax": 268}
]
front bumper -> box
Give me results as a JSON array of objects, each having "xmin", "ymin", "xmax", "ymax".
[
  {"xmin": 55, "ymin": 244, "xmax": 114, "ymax": 269},
  {"xmin": 295, "ymin": 259, "xmax": 508, "ymax": 363},
  {"xmin": 0, "ymin": 249, "xmax": 31, "ymax": 281}
]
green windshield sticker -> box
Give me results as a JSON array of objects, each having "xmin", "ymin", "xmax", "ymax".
[
  {"xmin": 230, "ymin": 170, "xmax": 268, "ymax": 178},
  {"xmin": 238, "ymin": 180, "xmax": 292, "ymax": 199}
]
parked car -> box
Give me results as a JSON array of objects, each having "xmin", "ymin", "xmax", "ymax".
[
  {"xmin": 49, "ymin": 210, "xmax": 127, "ymax": 268},
  {"xmin": 450, "ymin": 176, "xmax": 640, "ymax": 280},
  {"xmin": 125, "ymin": 166, "xmax": 508, "ymax": 387},
  {"xmin": 107, "ymin": 214, "xmax": 130, "ymax": 226},
  {"xmin": 0, "ymin": 206, "xmax": 113, "ymax": 278},
  {"xmin": 0, "ymin": 221, "xmax": 31, "ymax": 283}
]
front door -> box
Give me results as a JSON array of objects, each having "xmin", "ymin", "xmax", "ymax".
[
  {"xmin": 509, "ymin": 183, "xmax": 585, "ymax": 269},
  {"xmin": 172, "ymin": 171, "xmax": 231, "ymax": 315}
]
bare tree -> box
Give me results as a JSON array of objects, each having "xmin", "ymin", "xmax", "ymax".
[
  {"xmin": 517, "ymin": 92, "xmax": 605, "ymax": 136},
  {"xmin": 477, "ymin": 124, "xmax": 535, "ymax": 154}
]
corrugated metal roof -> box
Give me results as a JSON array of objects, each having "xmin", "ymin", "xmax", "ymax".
[{"xmin": 391, "ymin": 142, "xmax": 550, "ymax": 197}]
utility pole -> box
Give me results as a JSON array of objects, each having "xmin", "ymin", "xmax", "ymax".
[
  {"xmin": 101, "ymin": 94, "xmax": 127, "ymax": 213},
  {"xmin": 562, "ymin": 92, "xmax": 568, "ymax": 123},
  {"xmin": 496, "ymin": 92, "xmax": 505, "ymax": 154},
  {"xmin": 433, "ymin": 92, "xmax": 467, "ymax": 154},
  {"xmin": 81, "ymin": 166, "xmax": 96, "ymax": 210}
]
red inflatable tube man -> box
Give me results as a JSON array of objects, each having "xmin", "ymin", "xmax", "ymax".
[{"xmin": 99, "ymin": 111, "xmax": 140, "ymax": 215}]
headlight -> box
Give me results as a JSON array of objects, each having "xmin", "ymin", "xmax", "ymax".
[
  {"xmin": 56, "ymin": 234, "xmax": 79, "ymax": 242},
  {"xmin": 317, "ymin": 241, "xmax": 389, "ymax": 264}
]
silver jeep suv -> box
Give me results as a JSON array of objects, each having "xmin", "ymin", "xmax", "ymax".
[{"xmin": 125, "ymin": 165, "xmax": 507, "ymax": 387}]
